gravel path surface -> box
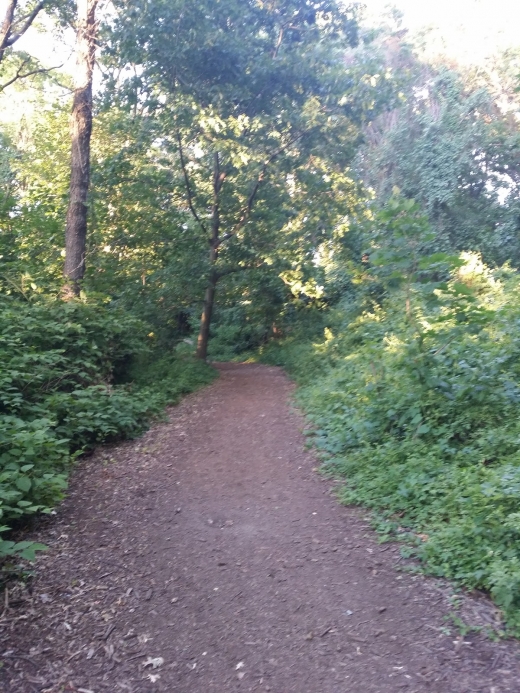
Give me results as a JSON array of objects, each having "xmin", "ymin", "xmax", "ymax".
[{"xmin": 1, "ymin": 363, "xmax": 520, "ymax": 692}]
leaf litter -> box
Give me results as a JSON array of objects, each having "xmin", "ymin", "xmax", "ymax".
[{"xmin": 1, "ymin": 364, "xmax": 520, "ymax": 692}]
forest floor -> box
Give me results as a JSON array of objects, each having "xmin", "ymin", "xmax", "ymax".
[{"xmin": 1, "ymin": 363, "xmax": 520, "ymax": 693}]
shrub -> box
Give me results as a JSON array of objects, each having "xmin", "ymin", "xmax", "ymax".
[
  {"xmin": 0, "ymin": 297, "xmax": 216, "ymax": 563},
  {"xmin": 261, "ymin": 256, "xmax": 520, "ymax": 634}
]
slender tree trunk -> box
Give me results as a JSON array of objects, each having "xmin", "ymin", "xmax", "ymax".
[
  {"xmin": 196, "ymin": 153, "xmax": 224, "ymax": 360},
  {"xmin": 196, "ymin": 268, "xmax": 218, "ymax": 360},
  {"xmin": 63, "ymin": 0, "xmax": 98, "ymax": 298}
]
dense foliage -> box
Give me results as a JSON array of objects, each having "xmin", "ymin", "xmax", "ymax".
[
  {"xmin": 1, "ymin": 0, "xmax": 520, "ymax": 636},
  {"xmin": 354, "ymin": 35, "xmax": 520, "ymax": 267},
  {"xmin": 261, "ymin": 201, "xmax": 520, "ymax": 634},
  {"xmin": 0, "ymin": 297, "xmax": 215, "ymax": 561}
]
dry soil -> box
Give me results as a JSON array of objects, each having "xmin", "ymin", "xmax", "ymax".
[{"xmin": 1, "ymin": 363, "xmax": 520, "ymax": 692}]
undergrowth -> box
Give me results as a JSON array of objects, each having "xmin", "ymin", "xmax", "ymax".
[
  {"xmin": 261, "ymin": 246, "xmax": 520, "ymax": 636},
  {"xmin": 0, "ymin": 297, "xmax": 215, "ymax": 564}
]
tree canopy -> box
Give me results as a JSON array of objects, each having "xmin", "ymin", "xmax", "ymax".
[{"xmin": 2, "ymin": 0, "xmax": 520, "ymax": 633}]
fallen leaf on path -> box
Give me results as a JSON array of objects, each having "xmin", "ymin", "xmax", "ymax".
[{"xmin": 144, "ymin": 656, "xmax": 164, "ymax": 669}]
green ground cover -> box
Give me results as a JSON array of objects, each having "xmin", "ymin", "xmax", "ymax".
[
  {"xmin": 0, "ymin": 297, "xmax": 215, "ymax": 562},
  {"xmin": 261, "ymin": 253, "xmax": 520, "ymax": 635}
]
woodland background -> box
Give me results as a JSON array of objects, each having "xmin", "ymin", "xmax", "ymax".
[{"xmin": 3, "ymin": 0, "xmax": 520, "ymax": 634}]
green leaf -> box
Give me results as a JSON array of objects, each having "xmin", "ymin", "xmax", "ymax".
[{"xmin": 15, "ymin": 476, "xmax": 31, "ymax": 493}]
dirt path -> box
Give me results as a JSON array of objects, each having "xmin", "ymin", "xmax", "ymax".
[{"xmin": 2, "ymin": 363, "xmax": 520, "ymax": 692}]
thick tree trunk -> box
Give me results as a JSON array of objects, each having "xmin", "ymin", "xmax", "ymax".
[
  {"xmin": 63, "ymin": 0, "xmax": 98, "ymax": 298},
  {"xmin": 0, "ymin": 1, "xmax": 17, "ymax": 63}
]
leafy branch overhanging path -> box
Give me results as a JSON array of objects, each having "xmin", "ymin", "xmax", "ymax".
[{"xmin": 1, "ymin": 364, "xmax": 519, "ymax": 692}]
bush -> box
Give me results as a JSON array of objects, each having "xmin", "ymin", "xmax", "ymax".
[
  {"xmin": 0, "ymin": 297, "xmax": 216, "ymax": 563},
  {"xmin": 261, "ymin": 256, "xmax": 520, "ymax": 634}
]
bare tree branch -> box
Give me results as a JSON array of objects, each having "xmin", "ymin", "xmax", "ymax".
[
  {"xmin": 0, "ymin": 57, "xmax": 62, "ymax": 91},
  {"xmin": 0, "ymin": 0, "xmax": 18, "ymax": 60},
  {"xmin": 176, "ymin": 131, "xmax": 208, "ymax": 235},
  {"xmin": 228, "ymin": 163, "xmax": 267, "ymax": 239},
  {"xmin": 218, "ymin": 129, "xmax": 309, "ymax": 247},
  {"xmin": 10, "ymin": 9, "xmax": 35, "ymax": 27},
  {"xmin": 6, "ymin": 0, "xmax": 45, "ymax": 47},
  {"xmin": 272, "ymin": 26, "xmax": 284, "ymax": 59}
]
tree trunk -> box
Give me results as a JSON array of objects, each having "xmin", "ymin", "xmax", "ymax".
[
  {"xmin": 0, "ymin": 1, "xmax": 17, "ymax": 64},
  {"xmin": 63, "ymin": 0, "xmax": 98, "ymax": 299},
  {"xmin": 196, "ymin": 269, "xmax": 217, "ymax": 360},
  {"xmin": 195, "ymin": 152, "xmax": 224, "ymax": 360}
]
